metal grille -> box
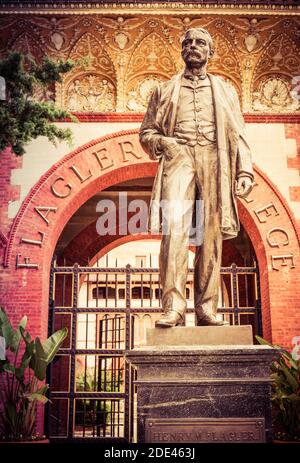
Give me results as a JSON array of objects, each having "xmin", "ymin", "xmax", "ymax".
[{"xmin": 47, "ymin": 261, "xmax": 262, "ymax": 441}]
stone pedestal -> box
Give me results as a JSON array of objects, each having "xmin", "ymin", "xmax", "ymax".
[{"xmin": 125, "ymin": 326, "xmax": 279, "ymax": 443}]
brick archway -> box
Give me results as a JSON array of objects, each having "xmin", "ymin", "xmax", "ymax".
[
  {"xmin": 1, "ymin": 129, "xmax": 300, "ymax": 350},
  {"xmin": 77, "ymin": 234, "xmax": 244, "ymax": 270}
]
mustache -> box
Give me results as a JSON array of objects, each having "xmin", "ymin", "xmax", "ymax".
[{"xmin": 182, "ymin": 50, "xmax": 202, "ymax": 58}]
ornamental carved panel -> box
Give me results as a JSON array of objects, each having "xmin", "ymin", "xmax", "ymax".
[
  {"xmin": 126, "ymin": 75, "xmax": 168, "ymax": 111},
  {"xmin": 12, "ymin": 32, "xmax": 44, "ymax": 62},
  {"xmin": 251, "ymin": 33, "xmax": 300, "ymax": 112},
  {"xmin": 125, "ymin": 32, "xmax": 177, "ymax": 111},
  {"xmin": 66, "ymin": 74, "xmax": 116, "ymax": 112},
  {"xmin": 208, "ymin": 33, "xmax": 242, "ymax": 95},
  {"xmin": 252, "ymin": 76, "xmax": 300, "ymax": 112},
  {"xmin": 56, "ymin": 32, "xmax": 117, "ymax": 111},
  {"xmin": 127, "ymin": 32, "xmax": 177, "ymax": 77},
  {"xmin": 0, "ymin": 13, "xmax": 299, "ymax": 113}
]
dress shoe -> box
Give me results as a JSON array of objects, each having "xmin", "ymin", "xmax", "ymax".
[
  {"xmin": 155, "ymin": 310, "xmax": 184, "ymax": 328},
  {"xmin": 196, "ymin": 314, "xmax": 229, "ymax": 326}
]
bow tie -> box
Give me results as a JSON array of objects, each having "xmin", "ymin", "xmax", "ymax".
[{"xmin": 184, "ymin": 74, "xmax": 207, "ymax": 82}]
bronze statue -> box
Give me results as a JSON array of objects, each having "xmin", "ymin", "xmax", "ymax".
[{"xmin": 139, "ymin": 28, "xmax": 254, "ymax": 327}]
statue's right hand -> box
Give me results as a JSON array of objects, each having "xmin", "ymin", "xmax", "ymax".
[{"xmin": 159, "ymin": 137, "xmax": 181, "ymax": 161}]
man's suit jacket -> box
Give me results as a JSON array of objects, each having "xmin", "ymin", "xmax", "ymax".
[{"xmin": 139, "ymin": 72, "xmax": 254, "ymax": 241}]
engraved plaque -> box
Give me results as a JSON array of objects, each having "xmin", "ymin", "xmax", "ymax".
[{"xmin": 145, "ymin": 418, "xmax": 265, "ymax": 443}]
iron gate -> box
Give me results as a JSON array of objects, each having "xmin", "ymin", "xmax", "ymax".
[{"xmin": 47, "ymin": 261, "xmax": 262, "ymax": 442}]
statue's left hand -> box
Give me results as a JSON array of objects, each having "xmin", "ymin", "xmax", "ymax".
[{"xmin": 235, "ymin": 176, "xmax": 253, "ymax": 198}]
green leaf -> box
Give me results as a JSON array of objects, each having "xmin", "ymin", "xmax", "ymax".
[
  {"xmin": 36, "ymin": 384, "xmax": 49, "ymax": 396},
  {"xmin": 281, "ymin": 351, "xmax": 299, "ymax": 371},
  {"xmin": 0, "ymin": 310, "xmax": 28, "ymax": 353},
  {"xmin": 25, "ymin": 392, "xmax": 49, "ymax": 404},
  {"xmin": 3, "ymin": 363, "xmax": 15, "ymax": 374},
  {"xmin": 10, "ymin": 315, "xmax": 28, "ymax": 353},
  {"xmin": 19, "ymin": 325, "xmax": 27, "ymax": 339},
  {"xmin": 0, "ymin": 308, "xmax": 14, "ymax": 349},
  {"xmin": 257, "ymin": 335, "xmax": 300, "ymax": 437},
  {"xmin": 280, "ymin": 362, "xmax": 299, "ymax": 392},
  {"xmin": 20, "ymin": 326, "xmax": 35, "ymax": 372},
  {"xmin": 255, "ymin": 335, "xmax": 282, "ymax": 351},
  {"xmin": 42, "ymin": 327, "xmax": 68, "ymax": 365},
  {"xmin": 255, "ymin": 335, "xmax": 270, "ymax": 346},
  {"xmin": 0, "ymin": 361, "xmax": 7, "ymax": 373},
  {"xmin": 33, "ymin": 337, "xmax": 47, "ymax": 381},
  {"xmin": 5, "ymin": 400, "xmax": 18, "ymax": 429},
  {"xmin": 15, "ymin": 353, "xmax": 31, "ymax": 381},
  {"xmin": 18, "ymin": 315, "xmax": 27, "ymax": 332},
  {"xmin": 31, "ymin": 328, "xmax": 67, "ymax": 380}
]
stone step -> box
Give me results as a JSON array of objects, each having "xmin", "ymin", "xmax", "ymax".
[{"xmin": 146, "ymin": 325, "xmax": 253, "ymax": 346}]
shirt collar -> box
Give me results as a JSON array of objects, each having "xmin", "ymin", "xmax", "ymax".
[
  {"xmin": 183, "ymin": 68, "xmax": 207, "ymax": 81},
  {"xmin": 181, "ymin": 74, "xmax": 211, "ymax": 88}
]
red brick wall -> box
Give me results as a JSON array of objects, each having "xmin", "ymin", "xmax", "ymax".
[{"xmin": 0, "ymin": 148, "xmax": 22, "ymax": 235}]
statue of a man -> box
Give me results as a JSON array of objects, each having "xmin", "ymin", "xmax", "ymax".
[{"xmin": 139, "ymin": 28, "xmax": 254, "ymax": 327}]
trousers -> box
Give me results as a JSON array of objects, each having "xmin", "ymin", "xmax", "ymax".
[{"xmin": 159, "ymin": 142, "xmax": 223, "ymax": 324}]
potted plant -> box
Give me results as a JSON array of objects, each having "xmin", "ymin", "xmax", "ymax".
[
  {"xmin": 256, "ymin": 335, "xmax": 300, "ymax": 442},
  {"xmin": 0, "ymin": 308, "xmax": 68, "ymax": 442}
]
